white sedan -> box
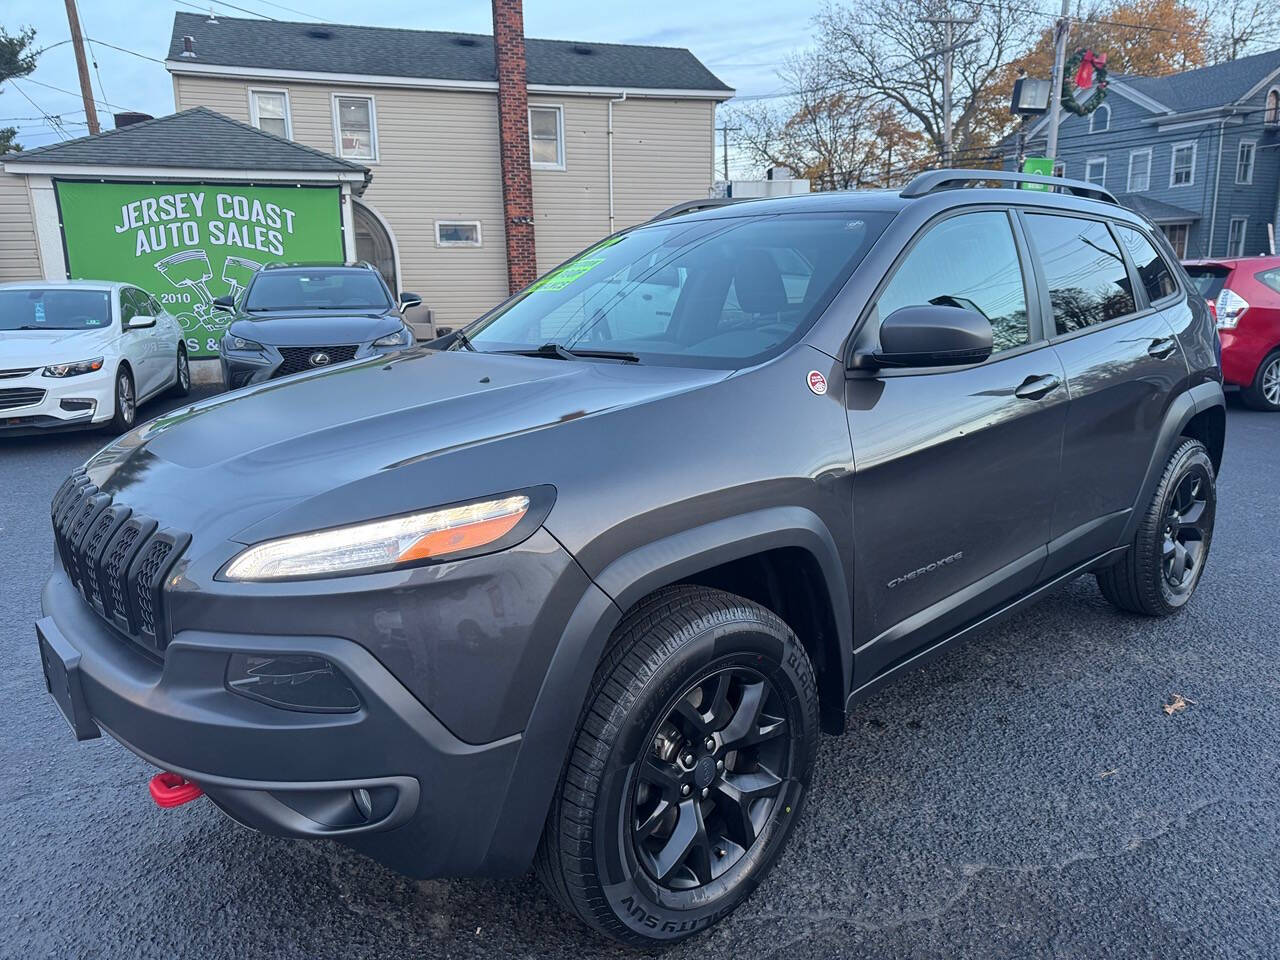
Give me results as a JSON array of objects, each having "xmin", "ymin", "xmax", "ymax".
[{"xmin": 0, "ymin": 281, "xmax": 189, "ymax": 437}]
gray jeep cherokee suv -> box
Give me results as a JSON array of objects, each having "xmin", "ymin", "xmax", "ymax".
[{"xmin": 37, "ymin": 170, "xmax": 1224, "ymax": 946}]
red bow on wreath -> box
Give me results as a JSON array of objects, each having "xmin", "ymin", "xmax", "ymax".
[{"xmin": 1074, "ymin": 50, "xmax": 1107, "ymax": 90}]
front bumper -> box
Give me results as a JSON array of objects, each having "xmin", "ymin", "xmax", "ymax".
[{"xmin": 1, "ymin": 366, "xmax": 114, "ymax": 434}]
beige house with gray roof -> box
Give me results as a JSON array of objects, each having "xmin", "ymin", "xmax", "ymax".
[{"xmin": 165, "ymin": 12, "xmax": 733, "ymax": 333}]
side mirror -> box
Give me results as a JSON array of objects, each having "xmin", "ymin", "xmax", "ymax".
[
  {"xmin": 399, "ymin": 291, "xmax": 423, "ymax": 310},
  {"xmin": 212, "ymin": 295, "xmax": 236, "ymax": 312},
  {"xmin": 127, "ymin": 314, "xmax": 157, "ymax": 330},
  {"xmin": 854, "ymin": 304, "xmax": 992, "ymax": 369}
]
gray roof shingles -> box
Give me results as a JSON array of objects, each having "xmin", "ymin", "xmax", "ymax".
[
  {"xmin": 1119, "ymin": 47, "xmax": 1280, "ymax": 113},
  {"xmin": 166, "ymin": 12, "xmax": 732, "ymax": 94},
  {"xmin": 3, "ymin": 106, "xmax": 367, "ymax": 173}
]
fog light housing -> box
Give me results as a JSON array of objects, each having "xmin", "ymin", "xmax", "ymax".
[
  {"xmin": 60, "ymin": 398, "xmax": 96, "ymax": 414},
  {"xmin": 226, "ymin": 653, "xmax": 360, "ymax": 713}
]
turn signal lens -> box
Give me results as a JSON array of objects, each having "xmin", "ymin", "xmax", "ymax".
[
  {"xmin": 223, "ymin": 495, "xmax": 531, "ymax": 581},
  {"xmin": 226, "ymin": 653, "xmax": 360, "ymax": 713}
]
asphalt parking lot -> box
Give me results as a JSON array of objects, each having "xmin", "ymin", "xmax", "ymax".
[{"xmin": 2, "ymin": 390, "xmax": 1276, "ymax": 959}]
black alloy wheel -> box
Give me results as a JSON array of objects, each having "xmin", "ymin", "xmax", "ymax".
[
  {"xmin": 632, "ymin": 666, "xmax": 790, "ymax": 890},
  {"xmin": 1161, "ymin": 470, "xmax": 1209, "ymax": 597}
]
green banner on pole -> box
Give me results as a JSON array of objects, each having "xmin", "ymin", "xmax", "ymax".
[
  {"xmin": 56, "ymin": 181, "xmax": 344, "ymax": 358},
  {"xmin": 1020, "ymin": 156, "xmax": 1055, "ymax": 191}
]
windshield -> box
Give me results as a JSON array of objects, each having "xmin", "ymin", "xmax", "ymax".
[
  {"xmin": 462, "ymin": 211, "xmax": 892, "ymax": 367},
  {"xmin": 0, "ymin": 289, "xmax": 112, "ymax": 332},
  {"xmin": 244, "ymin": 270, "xmax": 391, "ymax": 312},
  {"xmin": 1183, "ymin": 266, "xmax": 1231, "ymax": 301}
]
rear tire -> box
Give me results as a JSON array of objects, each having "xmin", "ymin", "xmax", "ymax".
[
  {"xmin": 535, "ymin": 585, "xmax": 819, "ymax": 946},
  {"xmin": 1240, "ymin": 349, "xmax": 1280, "ymax": 411},
  {"xmin": 1096, "ymin": 439, "xmax": 1215, "ymax": 616},
  {"xmin": 105, "ymin": 366, "xmax": 136, "ymax": 434}
]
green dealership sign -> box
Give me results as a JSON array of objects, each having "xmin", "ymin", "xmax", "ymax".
[{"xmin": 56, "ymin": 181, "xmax": 344, "ymax": 358}]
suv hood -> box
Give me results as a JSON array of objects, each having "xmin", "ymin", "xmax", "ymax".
[
  {"xmin": 230, "ymin": 310, "xmax": 399, "ymax": 346},
  {"xmin": 84, "ymin": 348, "xmax": 727, "ymax": 547},
  {"xmin": 1, "ymin": 328, "xmax": 113, "ymax": 366}
]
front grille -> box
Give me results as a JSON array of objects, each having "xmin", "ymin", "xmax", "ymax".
[
  {"xmin": 0, "ymin": 387, "xmax": 46, "ymax": 410},
  {"xmin": 50, "ymin": 470, "xmax": 190, "ymax": 653},
  {"xmin": 0, "ymin": 367, "xmax": 38, "ymax": 380},
  {"xmin": 273, "ymin": 345, "xmax": 358, "ymax": 379}
]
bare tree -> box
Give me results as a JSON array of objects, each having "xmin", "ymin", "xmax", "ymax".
[
  {"xmin": 814, "ymin": 0, "xmax": 1039, "ymax": 161},
  {"xmin": 1200, "ymin": 0, "xmax": 1270, "ymax": 61},
  {"xmin": 726, "ymin": 50, "xmax": 929, "ymax": 188}
]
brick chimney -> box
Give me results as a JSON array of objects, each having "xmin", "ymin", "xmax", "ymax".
[{"xmin": 492, "ymin": 0, "xmax": 537, "ymax": 293}]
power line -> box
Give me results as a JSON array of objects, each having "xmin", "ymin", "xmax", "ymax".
[
  {"xmin": 173, "ymin": 0, "xmax": 280, "ymax": 22},
  {"xmin": 7, "ymin": 80, "xmax": 71, "ymax": 141},
  {"xmin": 85, "ymin": 37, "xmax": 166, "ymax": 64},
  {"xmin": 13, "ymin": 74, "xmax": 139, "ymax": 113}
]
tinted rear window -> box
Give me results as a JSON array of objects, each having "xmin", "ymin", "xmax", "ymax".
[
  {"xmin": 1184, "ymin": 266, "xmax": 1230, "ymax": 300},
  {"xmin": 1023, "ymin": 214, "xmax": 1136, "ymax": 334}
]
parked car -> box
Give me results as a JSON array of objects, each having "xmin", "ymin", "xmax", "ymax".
[
  {"xmin": 1, "ymin": 281, "xmax": 188, "ymax": 436},
  {"xmin": 216, "ymin": 262, "xmax": 420, "ymax": 388},
  {"xmin": 1184, "ymin": 256, "xmax": 1280, "ymax": 410},
  {"xmin": 36, "ymin": 171, "xmax": 1224, "ymax": 946}
]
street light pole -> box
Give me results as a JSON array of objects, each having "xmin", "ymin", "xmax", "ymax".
[
  {"xmin": 1045, "ymin": 0, "xmax": 1072, "ymax": 161},
  {"xmin": 921, "ymin": 15, "xmax": 978, "ymax": 167}
]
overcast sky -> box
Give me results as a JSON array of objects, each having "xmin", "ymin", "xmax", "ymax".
[{"xmin": 2, "ymin": 0, "xmax": 822, "ymax": 171}]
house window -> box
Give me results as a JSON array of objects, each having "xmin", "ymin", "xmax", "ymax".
[
  {"xmin": 1267, "ymin": 88, "xmax": 1280, "ymax": 126},
  {"xmin": 1170, "ymin": 142, "xmax": 1195, "ymax": 187},
  {"xmin": 1236, "ymin": 141, "xmax": 1256, "ymax": 184},
  {"xmin": 529, "ymin": 105, "xmax": 564, "ymax": 169},
  {"xmin": 1127, "ymin": 148, "xmax": 1151, "ymax": 191},
  {"xmin": 1227, "ymin": 217, "xmax": 1247, "ymax": 257},
  {"xmin": 334, "ymin": 95, "xmax": 377, "ymax": 161},
  {"xmin": 1089, "ymin": 104, "xmax": 1110, "ymax": 133},
  {"xmin": 249, "ymin": 89, "xmax": 291, "ymax": 139},
  {"xmin": 1086, "ymin": 157, "xmax": 1107, "ymax": 186},
  {"xmin": 1052, "ymin": 160, "xmax": 1066, "ymax": 178},
  {"xmin": 1161, "ymin": 223, "xmax": 1190, "ymax": 258},
  {"xmin": 435, "ymin": 221, "xmax": 482, "ymax": 247}
]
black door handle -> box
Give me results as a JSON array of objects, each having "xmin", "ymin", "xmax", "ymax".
[
  {"xmin": 1014, "ymin": 373, "xmax": 1061, "ymax": 400},
  {"xmin": 1148, "ymin": 337, "xmax": 1179, "ymax": 359}
]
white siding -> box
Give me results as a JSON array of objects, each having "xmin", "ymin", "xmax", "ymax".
[
  {"xmin": 175, "ymin": 74, "xmax": 718, "ymax": 323},
  {"xmin": 0, "ymin": 171, "xmax": 42, "ymax": 282}
]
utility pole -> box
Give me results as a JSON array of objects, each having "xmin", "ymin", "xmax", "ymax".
[
  {"xmin": 921, "ymin": 15, "xmax": 977, "ymax": 167},
  {"xmin": 715, "ymin": 125, "xmax": 740, "ymax": 182},
  {"xmin": 1044, "ymin": 0, "xmax": 1072, "ymax": 161},
  {"xmin": 63, "ymin": 0, "xmax": 100, "ymax": 134}
]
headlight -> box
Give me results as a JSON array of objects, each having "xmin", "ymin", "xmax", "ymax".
[
  {"xmin": 373, "ymin": 325, "xmax": 412, "ymax": 348},
  {"xmin": 43, "ymin": 357, "xmax": 104, "ymax": 378},
  {"xmin": 224, "ymin": 334, "xmax": 264, "ymax": 351},
  {"xmin": 224, "ymin": 494, "xmax": 532, "ymax": 581}
]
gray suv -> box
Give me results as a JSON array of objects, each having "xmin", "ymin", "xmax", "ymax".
[{"xmin": 36, "ymin": 170, "xmax": 1224, "ymax": 946}]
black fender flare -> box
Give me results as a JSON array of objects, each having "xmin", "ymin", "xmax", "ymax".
[
  {"xmin": 478, "ymin": 506, "xmax": 852, "ymax": 876},
  {"xmin": 1120, "ymin": 380, "xmax": 1225, "ymax": 544}
]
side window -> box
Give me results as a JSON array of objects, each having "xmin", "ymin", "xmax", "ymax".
[
  {"xmin": 119, "ymin": 289, "xmax": 140, "ymax": 323},
  {"xmin": 1023, "ymin": 213, "xmax": 1136, "ymax": 335},
  {"xmin": 1114, "ymin": 225, "xmax": 1178, "ymax": 303},
  {"xmin": 876, "ymin": 211, "xmax": 1030, "ymax": 355},
  {"xmin": 148, "ymin": 294, "xmax": 164, "ymax": 316}
]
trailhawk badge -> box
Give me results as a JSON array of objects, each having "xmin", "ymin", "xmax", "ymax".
[{"xmin": 807, "ymin": 370, "xmax": 828, "ymax": 395}]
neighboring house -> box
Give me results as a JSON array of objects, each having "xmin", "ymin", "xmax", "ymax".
[
  {"xmin": 165, "ymin": 11, "xmax": 733, "ymax": 330},
  {"xmin": 1008, "ymin": 48, "xmax": 1280, "ymax": 259}
]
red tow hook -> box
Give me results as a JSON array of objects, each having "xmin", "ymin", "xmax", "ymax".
[{"xmin": 148, "ymin": 771, "xmax": 204, "ymax": 808}]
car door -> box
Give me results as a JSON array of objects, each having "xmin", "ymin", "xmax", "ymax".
[
  {"xmin": 120, "ymin": 288, "xmax": 160, "ymax": 397},
  {"xmin": 1019, "ymin": 213, "xmax": 1189, "ymax": 575},
  {"xmin": 846, "ymin": 209, "xmax": 1068, "ymax": 682},
  {"xmin": 148, "ymin": 293, "xmax": 180, "ymax": 388}
]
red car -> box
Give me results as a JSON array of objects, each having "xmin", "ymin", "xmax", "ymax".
[{"xmin": 1184, "ymin": 256, "xmax": 1280, "ymax": 411}]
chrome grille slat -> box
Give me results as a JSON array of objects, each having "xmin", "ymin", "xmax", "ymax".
[{"xmin": 0, "ymin": 387, "xmax": 46, "ymax": 410}]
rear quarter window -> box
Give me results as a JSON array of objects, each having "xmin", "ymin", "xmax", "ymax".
[{"xmin": 1256, "ymin": 267, "xmax": 1280, "ymax": 295}]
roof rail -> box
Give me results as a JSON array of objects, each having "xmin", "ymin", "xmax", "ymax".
[
  {"xmin": 900, "ymin": 168, "xmax": 1118, "ymax": 205},
  {"xmin": 647, "ymin": 197, "xmax": 744, "ymax": 223}
]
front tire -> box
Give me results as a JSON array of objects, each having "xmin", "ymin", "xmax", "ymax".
[
  {"xmin": 535, "ymin": 585, "xmax": 819, "ymax": 946},
  {"xmin": 1096, "ymin": 438, "xmax": 1215, "ymax": 616},
  {"xmin": 171, "ymin": 345, "xmax": 191, "ymax": 397},
  {"xmin": 106, "ymin": 366, "xmax": 136, "ymax": 434},
  {"xmin": 1240, "ymin": 349, "xmax": 1280, "ymax": 411}
]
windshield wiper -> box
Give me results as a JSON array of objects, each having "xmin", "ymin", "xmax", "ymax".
[
  {"xmin": 454, "ymin": 329, "xmax": 476, "ymax": 351},
  {"xmin": 498, "ymin": 342, "xmax": 640, "ymax": 363}
]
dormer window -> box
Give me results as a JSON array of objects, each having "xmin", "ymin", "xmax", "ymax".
[{"xmin": 1089, "ymin": 103, "xmax": 1110, "ymax": 133}]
